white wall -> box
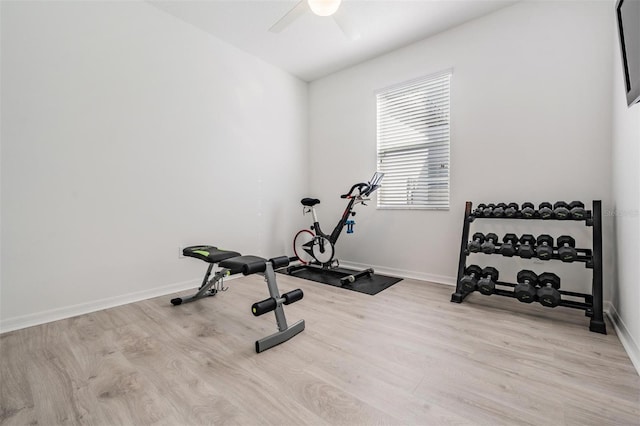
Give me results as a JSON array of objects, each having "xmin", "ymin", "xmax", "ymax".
[
  {"xmin": 1, "ymin": 0, "xmax": 629, "ymax": 348},
  {"xmin": 308, "ymin": 1, "xmax": 614, "ymax": 295},
  {"xmin": 611, "ymin": 16, "xmax": 640, "ymax": 370},
  {"xmin": 0, "ymin": 1, "xmax": 308, "ymax": 331}
]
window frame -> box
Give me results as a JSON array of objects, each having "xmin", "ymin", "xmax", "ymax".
[{"xmin": 375, "ymin": 69, "xmax": 452, "ymax": 211}]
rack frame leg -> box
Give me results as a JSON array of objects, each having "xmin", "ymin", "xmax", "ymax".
[
  {"xmin": 451, "ymin": 201, "xmax": 473, "ymax": 304},
  {"xmin": 590, "ymin": 200, "xmax": 607, "ymax": 334},
  {"xmin": 589, "ymin": 319, "xmax": 607, "ymax": 334}
]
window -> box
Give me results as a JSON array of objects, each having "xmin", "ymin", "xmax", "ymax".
[{"xmin": 376, "ymin": 70, "xmax": 451, "ymax": 209}]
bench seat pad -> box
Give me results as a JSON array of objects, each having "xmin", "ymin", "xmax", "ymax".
[
  {"xmin": 219, "ymin": 255, "xmax": 267, "ymax": 275},
  {"xmin": 183, "ymin": 245, "xmax": 241, "ymax": 263}
]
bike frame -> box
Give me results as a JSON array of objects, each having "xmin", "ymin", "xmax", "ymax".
[{"xmin": 308, "ymin": 196, "xmax": 359, "ymax": 245}]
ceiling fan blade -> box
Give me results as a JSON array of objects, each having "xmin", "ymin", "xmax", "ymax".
[
  {"xmin": 269, "ymin": 1, "xmax": 308, "ymax": 33},
  {"xmin": 333, "ymin": 7, "xmax": 361, "ymax": 41}
]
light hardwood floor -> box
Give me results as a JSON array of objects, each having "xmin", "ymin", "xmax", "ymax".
[{"xmin": 1, "ymin": 274, "xmax": 639, "ymax": 425}]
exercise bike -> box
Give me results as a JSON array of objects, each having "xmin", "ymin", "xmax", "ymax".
[{"xmin": 290, "ymin": 172, "xmax": 383, "ymax": 284}]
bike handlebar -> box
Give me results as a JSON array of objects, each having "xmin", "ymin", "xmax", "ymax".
[
  {"xmin": 340, "ymin": 173, "xmax": 384, "ymax": 199},
  {"xmin": 340, "ymin": 182, "xmax": 369, "ymax": 199}
]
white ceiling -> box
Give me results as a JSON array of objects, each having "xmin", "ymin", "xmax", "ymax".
[{"xmin": 149, "ymin": 0, "xmax": 519, "ymax": 82}]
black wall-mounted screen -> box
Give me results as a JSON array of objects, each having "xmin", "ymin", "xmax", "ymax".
[{"xmin": 616, "ymin": 0, "xmax": 640, "ymax": 106}]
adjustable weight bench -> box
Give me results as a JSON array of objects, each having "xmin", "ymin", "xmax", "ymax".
[{"xmin": 171, "ymin": 245, "xmax": 305, "ymax": 353}]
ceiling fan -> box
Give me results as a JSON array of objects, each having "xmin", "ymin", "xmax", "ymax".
[{"xmin": 269, "ymin": 0, "xmax": 361, "ymax": 40}]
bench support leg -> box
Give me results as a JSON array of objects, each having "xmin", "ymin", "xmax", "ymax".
[
  {"xmin": 170, "ymin": 267, "xmax": 229, "ymax": 306},
  {"xmin": 255, "ymin": 262, "xmax": 305, "ymax": 352}
]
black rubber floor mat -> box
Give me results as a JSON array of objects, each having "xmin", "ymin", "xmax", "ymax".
[{"xmin": 280, "ymin": 266, "xmax": 402, "ymax": 295}]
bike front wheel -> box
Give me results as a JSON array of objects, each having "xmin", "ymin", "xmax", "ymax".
[
  {"xmin": 293, "ymin": 229, "xmax": 315, "ymax": 264},
  {"xmin": 311, "ymin": 235, "xmax": 334, "ymax": 265}
]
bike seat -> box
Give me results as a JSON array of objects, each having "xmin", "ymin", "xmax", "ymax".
[{"xmin": 301, "ymin": 198, "xmax": 320, "ymax": 207}]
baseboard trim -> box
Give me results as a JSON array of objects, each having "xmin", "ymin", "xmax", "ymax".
[
  {"xmin": 605, "ymin": 301, "xmax": 640, "ymax": 375},
  {"xmin": 0, "ymin": 278, "xmax": 206, "ymax": 334},
  {"xmin": 1, "ymin": 262, "xmax": 452, "ymax": 334},
  {"xmin": 338, "ymin": 260, "xmax": 456, "ymax": 286}
]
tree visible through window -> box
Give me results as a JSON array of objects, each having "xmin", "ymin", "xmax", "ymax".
[{"xmin": 376, "ymin": 71, "xmax": 451, "ymax": 209}]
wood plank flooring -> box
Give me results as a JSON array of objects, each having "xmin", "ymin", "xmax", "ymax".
[{"xmin": 1, "ymin": 274, "xmax": 639, "ymax": 425}]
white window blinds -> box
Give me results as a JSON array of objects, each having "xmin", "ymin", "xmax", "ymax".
[{"xmin": 376, "ymin": 71, "xmax": 451, "ymax": 209}]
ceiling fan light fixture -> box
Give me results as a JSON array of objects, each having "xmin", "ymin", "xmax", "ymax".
[{"xmin": 307, "ymin": 0, "xmax": 342, "ymax": 17}]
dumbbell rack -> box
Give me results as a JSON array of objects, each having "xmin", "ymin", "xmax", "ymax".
[{"xmin": 450, "ymin": 200, "xmax": 606, "ymax": 334}]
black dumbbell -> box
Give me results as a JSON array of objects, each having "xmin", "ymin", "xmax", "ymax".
[
  {"xmin": 535, "ymin": 235, "xmax": 554, "ymax": 260},
  {"xmin": 477, "ymin": 267, "xmax": 499, "ymax": 295},
  {"xmin": 537, "ymin": 272, "xmax": 561, "ymax": 307},
  {"xmin": 557, "ymin": 236, "xmax": 577, "ymax": 262},
  {"xmin": 538, "ymin": 202, "xmax": 554, "ymax": 219},
  {"xmin": 569, "ymin": 201, "xmax": 586, "ymax": 220},
  {"xmin": 492, "ymin": 203, "xmax": 507, "ymax": 217},
  {"xmin": 515, "ymin": 270, "xmax": 539, "ymax": 303},
  {"xmin": 553, "ymin": 201, "xmax": 571, "ymax": 219},
  {"xmin": 481, "ymin": 233, "xmax": 499, "ymax": 254},
  {"xmin": 504, "ymin": 203, "xmax": 519, "ymax": 218},
  {"xmin": 518, "ymin": 234, "xmax": 536, "ymax": 258},
  {"xmin": 500, "ymin": 233, "xmax": 519, "ymax": 257},
  {"xmin": 473, "ymin": 203, "xmax": 487, "ymax": 217},
  {"xmin": 468, "ymin": 232, "xmax": 485, "ymax": 253},
  {"xmin": 521, "ymin": 202, "xmax": 536, "ymax": 218},
  {"xmin": 482, "ymin": 203, "xmax": 496, "ymax": 217},
  {"xmin": 460, "ymin": 265, "xmax": 483, "ymax": 292}
]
